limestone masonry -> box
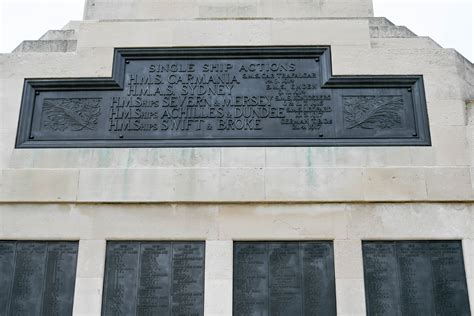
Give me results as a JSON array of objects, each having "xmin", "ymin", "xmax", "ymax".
[{"xmin": 0, "ymin": 0, "xmax": 473, "ymax": 315}]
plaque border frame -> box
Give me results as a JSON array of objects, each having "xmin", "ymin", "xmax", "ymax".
[{"xmin": 16, "ymin": 46, "xmax": 431, "ymax": 148}]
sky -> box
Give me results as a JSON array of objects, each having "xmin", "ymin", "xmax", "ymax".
[{"xmin": 0, "ymin": 0, "xmax": 473, "ymax": 62}]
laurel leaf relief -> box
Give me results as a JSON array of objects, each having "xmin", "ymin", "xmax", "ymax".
[
  {"xmin": 42, "ymin": 98, "xmax": 102, "ymax": 131},
  {"xmin": 343, "ymin": 96, "xmax": 404, "ymax": 130}
]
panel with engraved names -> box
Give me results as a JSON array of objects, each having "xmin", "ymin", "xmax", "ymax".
[
  {"xmin": 0, "ymin": 241, "xmax": 78, "ymax": 316},
  {"xmin": 102, "ymin": 241, "xmax": 205, "ymax": 316},
  {"xmin": 233, "ymin": 241, "xmax": 336, "ymax": 315},
  {"xmin": 363, "ymin": 241, "xmax": 471, "ymax": 316}
]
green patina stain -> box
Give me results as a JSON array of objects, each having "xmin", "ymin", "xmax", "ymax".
[
  {"xmin": 126, "ymin": 149, "xmax": 133, "ymax": 168},
  {"xmin": 122, "ymin": 168, "xmax": 129, "ymax": 199},
  {"xmin": 306, "ymin": 147, "xmax": 316, "ymax": 185},
  {"xmin": 98, "ymin": 149, "xmax": 111, "ymax": 167}
]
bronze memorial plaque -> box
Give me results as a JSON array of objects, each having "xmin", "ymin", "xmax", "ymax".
[
  {"xmin": 16, "ymin": 46, "xmax": 430, "ymax": 148},
  {"xmin": 101, "ymin": 241, "xmax": 205, "ymax": 316},
  {"xmin": 363, "ymin": 241, "xmax": 471, "ymax": 316},
  {"xmin": 0, "ymin": 241, "xmax": 78, "ymax": 315},
  {"xmin": 233, "ymin": 241, "xmax": 336, "ymax": 315}
]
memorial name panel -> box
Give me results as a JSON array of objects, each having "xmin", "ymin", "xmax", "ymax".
[
  {"xmin": 0, "ymin": 241, "xmax": 78, "ymax": 316},
  {"xmin": 363, "ymin": 241, "xmax": 471, "ymax": 316},
  {"xmin": 102, "ymin": 241, "xmax": 205, "ymax": 316},
  {"xmin": 233, "ymin": 241, "xmax": 336, "ymax": 315},
  {"xmin": 16, "ymin": 47, "xmax": 431, "ymax": 147}
]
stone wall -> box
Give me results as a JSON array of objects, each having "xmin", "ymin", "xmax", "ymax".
[
  {"xmin": 0, "ymin": 0, "xmax": 473, "ymax": 315},
  {"xmin": 0, "ymin": 203, "xmax": 472, "ymax": 315},
  {"xmin": 1, "ymin": 17, "xmax": 472, "ymax": 203}
]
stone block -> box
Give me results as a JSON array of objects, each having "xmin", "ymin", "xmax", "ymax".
[
  {"xmin": 218, "ymin": 168, "xmax": 265, "ymax": 201},
  {"xmin": 221, "ymin": 148, "xmax": 265, "ymax": 168},
  {"xmin": 217, "ymin": 204, "xmax": 349, "ymax": 240},
  {"xmin": 331, "ymin": 47, "xmax": 465, "ymax": 102},
  {"xmin": 204, "ymin": 240, "xmax": 233, "ymax": 315},
  {"xmin": 362, "ymin": 168, "xmax": 427, "ymax": 201},
  {"xmin": 0, "ymin": 169, "xmax": 79, "ymax": 202},
  {"xmin": 0, "ymin": 129, "xmax": 16, "ymax": 169},
  {"xmin": 333, "ymin": 148, "xmax": 369, "ymax": 167},
  {"xmin": 370, "ymin": 25, "xmax": 416, "ymax": 38},
  {"xmin": 347, "ymin": 203, "xmax": 474, "ymax": 240},
  {"xmin": 125, "ymin": 148, "xmax": 220, "ymax": 168},
  {"xmin": 427, "ymin": 99, "xmax": 467, "ymax": 126},
  {"xmin": 431, "ymin": 126, "xmax": 470, "ymax": 166},
  {"xmin": 335, "ymin": 279, "xmax": 366, "ymax": 314},
  {"xmin": 425, "ymin": 167, "xmax": 473, "ymax": 200},
  {"xmin": 72, "ymin": 277, "xmax": 103, "ymax": 316},
  {"xmin": 39, "ymin": 30, "xmax": 77, "ymax": 41},
  {"xmin": 265, "ymin": 147, "xmax": 362, "ymax": 168},
  {"xmin": 270, "ymin": 20, "xmax": 370, "ymax": 47},
  {"xmin": 0, "ymin": 48, "xmax": 113, "ymax": 79},
  {"xmin": 464, "ymin": 239, "xmax": 474, "ymax": 314},
  {"xmin": 265, "ymin": 167, "xmax": 364, "ymax": 201},
  {"xmin": 171, "ymin": 20, "xmax": 272, "ymax": 47},
  {"xmin": 0, "ymin": 204, "xmax": 93, "ymax": 239},
  {"xmin": 79, "ymin": 203, "xmax": 219, "ymax": 240},
  {"xmin": 469, "ymin": 280, "xmax": 474, "ymax": 316},
  {"xmin": 365, "ymin": 147, "xmax": 412, "ymax": 167},
  {"xmin": 198, "ymin": 4, "xmax": 257, "ymax": 18},
  {"xmin": 371, "ymin": 37, "xmax": 442, "ymax": 50},
  {"xmin": 0, "ymin": 79, "xmax": 23, "ymax": 131},
  {"xmin": 75, "ymin": 19, "xmax": 370, "ymax": 49},
  {"xmin": 265, "ymin": 147, "xmax": 321, "ymax": 168},
  {"xmin": 77, "ymin": 168, "xmax": 219, "ymax": 201},
  {"xmin": 204, "ymin": 279, "xmax": 233, "ymax": 316},
  {"xmin": 409, "ymin": 147, "xmax": 437, "ymax": 167},
  {"xmin": 205, "ymin": 240, "xmax": 233, "ymax": 279},
  {"xmin": 83, "ymin": 0, "xmax": 374, "ymax": 20},
  {"xmin": 334, "ymin": 240, "xmax": 364, "ymax": 279},
  {"xmin": 462, "ymin": 240, "xmax": 473, "ymax": 277},
  {"xmin": 77, "ymin": 21, "xmax": 174, "ymax": 48},
  {"xmin": 265, "ymin": 147, "xmax": 414, "ymax": 168},
  {"xmin": 9, "ymin": 148, "xmax": 131, "ymax": 169},
  {"xmin": 77, "ymin": 167, "xmax": 264, "ymax": 202},
  {"xmin": 76, "ymin": 240, "xmax": 106, "ymax": 278},
  {"xmin": 13, "ymin": 40, "xmax": 77, "ymax": 53}
]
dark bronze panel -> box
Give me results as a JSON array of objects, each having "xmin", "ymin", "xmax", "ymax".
[
  {"xmin": 16, "ymin": 46, "xmax": 430, "ymax": 148},
  {"xmin": 233, "ymin": 241, "xmax": 336, "ymax": 315},
  {"xmin": 0, "ymin": 241, "xmax": 78, "ymax": 315},
  {"xmin": 363, "ymin": 241, "xmax": 471, "ymax": 316},
  {"xmin": 101, "ymin": 241, "xmax": 205, "ymax": 316}
]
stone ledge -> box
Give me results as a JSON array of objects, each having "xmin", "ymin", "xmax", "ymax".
[
  {"xmin": 83, "ymin": 0, "xmax": 374, "ymax": 20},
  {"xmin": 13, "ymin": 40, "xmax": 77, "ymax": 53},
  {"xmin": 76, "ymin": 19, "xmax": 370, "ymax": 48},
  {"xmin": 1, "ymin": 167, "xmax": 472, "ymax": 202}
]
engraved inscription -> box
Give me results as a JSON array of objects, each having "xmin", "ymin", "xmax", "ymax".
[
  {"xmin": 102, "ymin": 241, "xmax": 205, "ymax": 316},
  {"xmin": 233, "ymin": 242, "xmax": 336, "ymax": 315},
  {"xmin": 17, "ymin": 47, "xmax": 430, "ymax": 147},
  {"xmin": 363, "ymin": 241, "xmax": 471, "ymax": 316},
  {"xmin": 343, "ymin": 95, "xmax": 404, "ymax": 130},
  {"xmin": 0, "ymin": 241, "xmax": 78, "ymax": 316},
  {"xmin": 41, "ymin": 98, "xmax": 101, "ymax": 131},
  {"xmin": 108, "ymin": 60, "xmax": 331, "ymax": 135}
]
